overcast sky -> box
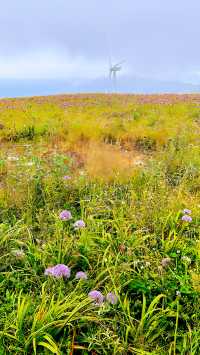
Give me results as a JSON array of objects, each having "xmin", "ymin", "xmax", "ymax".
[{"xmin": 1, "ymin": 0, "xmax": 200, "ymax": 84}]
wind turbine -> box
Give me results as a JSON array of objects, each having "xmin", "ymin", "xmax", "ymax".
[{"xmin": 109, "ymin": 60, "xmax": 125, "ymax": 92}]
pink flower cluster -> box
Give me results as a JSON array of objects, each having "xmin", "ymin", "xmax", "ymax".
[
  {"xmin": 59, "ymin": 210, "xmax": 72, "ymax": 221},
  {"xmin": 88, "ymin": 290, "xmax": 118, "ymax": 306},
  {"xmin": 45, "ymin": 264, "xmax": 87, "ymax": 281},
  {"xmin": 59, "ymin": 210, "xmax": 86, "ymax": 229},
  {"xmin": 181, "ymin": 208, "xmax": 192, "ymax": 223},
  {"xmin": 44, "ymin": 264, "xmax": 71, "ymax": 278}
]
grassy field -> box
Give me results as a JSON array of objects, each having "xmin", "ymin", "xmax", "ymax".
[{"xmin": 1, "ymin": 93, "xmax": 200, "ymax": 354}]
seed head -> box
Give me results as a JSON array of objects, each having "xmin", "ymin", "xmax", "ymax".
[
  {"xmin": 75, "ymin": 271, "xmax": 87, "ymax": 280},
  {"xmin": 106, "ymin": 292, "xmax": 118, "ymax": 305},
  {"xmin": 119, "ymin": 244, "xmax": 126, "ymax": 253},
  {"xmin": 161, "ymin": 257, "xmax": 171, "ymax": 267}
]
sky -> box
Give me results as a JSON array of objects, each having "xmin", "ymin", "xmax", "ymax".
[{"xmin": 1, "ymin": 0, "xmax": 200, "ymax": 94}]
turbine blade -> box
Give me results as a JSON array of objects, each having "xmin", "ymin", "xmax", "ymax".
[{"xmin": 114, "ymin": 60, "xmax": 125, "ymax": 66}]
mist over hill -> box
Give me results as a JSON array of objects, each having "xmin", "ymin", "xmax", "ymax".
[{"xmin": 0, "ymin": 76, "xmax": 199, "ymax": 98}]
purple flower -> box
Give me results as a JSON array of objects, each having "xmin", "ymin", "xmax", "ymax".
[
  {"xmin": 73, "ymin": 220, "xmax": 86, "ymax": 229},
  {"xmin": 44, "ymin": 264, "xmax": 71, "ymax": 278},
  {"xmin": 44, "ymin": 267, "xmax": 54, "ymax": 276},
  {"xmin": 75, "ymin": 271, "xmax": 88, "ymax": 280},
  {"xmin": 106, "ymin": 292, "xmax": 118, "ymax": 305},
  {"xmin": 183, "ymin": 208, "xmax": 192, "ymax": 215},
  {"xmin": 181, "ymin": 215, "xmax": 192, "ymax": 222},
  {"xmin": 63, "ymin": 175, "xmax": 71, "ymax": 180},
  {"xmin": 59, "ymin": 210, "xmax": 72, "ymax": 221},
  {"xmin": 88, "ymin": 290, "xmax": 104, "ymax": 306}
]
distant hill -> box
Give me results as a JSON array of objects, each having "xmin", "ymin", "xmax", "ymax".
[{"xmin": 0, "ymin": 76, "xmax": 199, "ymax": 98}]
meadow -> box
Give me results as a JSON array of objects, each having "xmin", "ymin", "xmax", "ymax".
[{"xmin": 1, "ymin": 93, "xmax": 200, "ymax": 354}]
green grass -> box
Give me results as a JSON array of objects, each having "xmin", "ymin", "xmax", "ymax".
[{"xmin": 0, "ymin": 94, "xmax": 200, "ymax": 354}]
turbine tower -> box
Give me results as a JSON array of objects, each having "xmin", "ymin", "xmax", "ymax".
[{"xmin": 109, "ymin": 60, "xmax": 124, "ymax": 92}]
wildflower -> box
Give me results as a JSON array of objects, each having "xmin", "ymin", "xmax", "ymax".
[
  {"xmin": 88, "ymin": 290, "xmax": 104, "ymax": 306},
  {"xmin": 106, "ymin": 292, "xmax": 118, "ymax": 305},
  {"xmin": 75, "ymin": 271, "xmax": 87, "ymax": 280},
  {"xmin": 183, "ymin": 208, "xmax": 192, "ymax": 215},
  {"xmin": 158, "ymin": 266, "xmax": 163, "ymax": 275},
  {"xmin": 181, "ymin": 215, "xmax": 192, "ymax": 222},
  {"xmin": 63, "ymin": 175, "xmax": 71, "ymax": 180},
  {"xmin": 161, "ymin": 257, "xmax": 171, "ymax": 267},
  {"xmin": 176, "ymin": 290, "xmax": 181, "ymax": 297},
  {"xmin": 181, "ymin": 256, "xmax": 191, "ymax": 264},
  {"xmin": 12, "ymin": 249, "xmax": 25, "ymax": 258},
  {"xmin": 73, "ymin": 220, "xmax": 85, "ymax": 229},
  {"xmin": 44, "ymin": 264, "xmax": 71, "ymax": 278},
  {"xmin": 59, "ymin": 210, "xmax": 72, "ymax": 221}
]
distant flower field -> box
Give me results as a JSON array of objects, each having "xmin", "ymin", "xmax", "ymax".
[{"xmin": 1, "ymin": 94, "xmax": 200, "ymax": 354}]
